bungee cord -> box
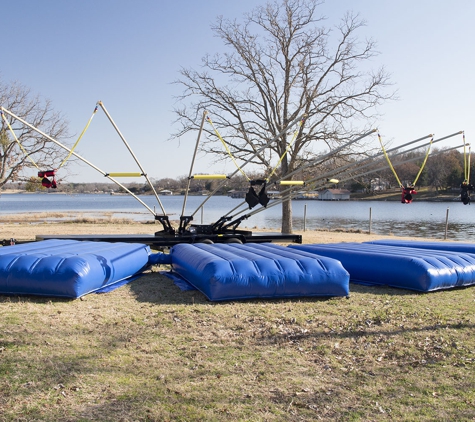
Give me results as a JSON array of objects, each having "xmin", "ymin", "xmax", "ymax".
[
  {"xmin": 215, "ymin": 130, "xmax": 465, "ymax": 229},
  {"xmin": 2, "ymin": 105, "xmax": 100, "ymax": 188},
  {"xmin": 0, "ymin": 105, "xmax": 164, "ymax": 217},
  {"xmin": 378, "ymin": 132, "xmax": 434, "ymax": 203},
  {"xmin": 205, "ymin": 114, "xmax": 307, "ymax": 210},
  {"xmin": 1, "ymin": 109, "xmax": 40, "ymax": 170},
  {"xmin": 220, "ymin": 142, "xmax": 466, "ymax": 231},
  {"xmin": 212, "ymin": 129, "xmax": 379, "ymax": 227},
  {"xmin": 188, "ymin": 113, "xmax": 307, "ymax": 219},
  {"xmin": 376, "ymin": 130, "xmax": 462, "ymax": 204},
  {"xmin": 59, "ymin": 104, "xmax": 99, "ymax": 168},
  {"xmin": 460, "ymin": 132, "xmax": 473, "ymax": 205}
]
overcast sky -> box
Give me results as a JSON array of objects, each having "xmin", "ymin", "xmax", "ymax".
[{"xmin": 1, "ymin": 0, "xmax": 473, "ymax": 183}]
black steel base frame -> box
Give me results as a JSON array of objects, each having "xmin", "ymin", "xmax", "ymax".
[{"xmin": 35, "ymin": 231, "xmax": 302, "ymax": 248}]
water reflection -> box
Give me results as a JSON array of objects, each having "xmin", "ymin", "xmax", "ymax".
[
  {"xmin": 267, "ymin": 215, "xmax": 473, "ymax": 241},
  {"xmin": 1, "ymin": 194, "xmax": 473, "ymax": 241}
]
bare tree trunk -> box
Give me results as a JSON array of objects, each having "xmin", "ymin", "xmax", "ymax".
[{"xmin": 281, "ymin": 198, "xmax": 292, "ymax": 233}]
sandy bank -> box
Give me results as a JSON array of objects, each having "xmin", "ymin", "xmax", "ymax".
[{"xmin": 0, "ymin": 217, "xmax": 435, "ymax": 245}]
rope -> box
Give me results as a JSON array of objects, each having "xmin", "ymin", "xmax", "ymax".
[
  {"xmin": 1, "ymin": 109, "xmax": 40, "ymax": 169},
  {"xmin": 463, "ymin": 132, "xmax": 471, "ymax": 183},
  {"xmin": 378, "ymin": 133, "xmax": 433, "ymax": 188},
  {"xmin": 206, "ymin": 113, "xmax": 306, "ymax": 183},
  {"xmin": 378, "ymin": 133, "xmax": 402, "ymax": 187},
  {"xmin": 206, "ymin": 115, "xmax": 249, "ymax": 180},
  {"xmin": 412, "ymin": 135, "xmax": 433, "ymax": 186},
  {"xmin": 1, "ymin": 103, "xmax": 98, "ymax": 172},
  {"xmin": 266, "ymin": 115, "xmax": 306, "ymax": 181},
  {"xmin": 59, "ymin": 104, "xmax": 98, "ymax": 168},
  {"xmin": 467, "ymin": 145, "xmax": 471, "ymax": 184}
]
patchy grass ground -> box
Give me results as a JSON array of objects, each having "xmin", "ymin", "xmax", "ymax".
[
  {"xmin": 0, "ymin": 217, "xmax": 474, "ymax": 420},
  {"xmin": 1, "ymin": 268, "xmax": 474, "ymax": 421}
]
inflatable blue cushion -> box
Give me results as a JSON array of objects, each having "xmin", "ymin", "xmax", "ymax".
[
  {"xmin": 365, "ymin": 239, "xmax": 475, "ymax": 254},
  {"xmin": 170, "ymin": 242, "xmax": 349, "ymax": 301},
  {"xmin": 289, "ymin": 242, "xmax": 475, "ymax": 292},
  {"xmin": 0, "ymin": 239, "xmax": 151, "ymax": 298}
]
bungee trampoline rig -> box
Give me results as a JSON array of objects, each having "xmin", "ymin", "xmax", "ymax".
[{"xmin": 0, "ymin": 102, "xmax": 471, "ymax": 248}]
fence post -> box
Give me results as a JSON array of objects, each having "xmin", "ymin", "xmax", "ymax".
[
  {"xmin": 444, "ymin": 207, "xmax": 449, "ymax": 240},
  {"xmin": 369, "ymin": 207, "xmax": 372, "ymax": 235},
  {"xmin": 303, "ymin": 204, "xmax": 307, "ymax": 232}
]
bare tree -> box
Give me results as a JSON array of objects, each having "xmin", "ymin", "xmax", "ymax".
[
  {"xmin": 0, "ymin": 79, "xmax": 69, "ymax": 188},
  {"xmin": 173, "ymin": 0, "xmax": 394, "ymax": 232}
]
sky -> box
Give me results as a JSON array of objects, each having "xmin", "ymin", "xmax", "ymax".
[{"xmin": 1, "ymin": 0, "xmax": 474, "ymax": 183}]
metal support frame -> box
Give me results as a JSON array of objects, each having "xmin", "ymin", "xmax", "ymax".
[
  {"xmin": 35, "ymin": 232, "xmax": 303, "ymax": 248},
  {"xmin": 154, "ymin": 215, "xmax": 175, "ymax": 235},
  {"xmin": 178, "ymin": 216, "xmax": 194, "ymax": 234}
]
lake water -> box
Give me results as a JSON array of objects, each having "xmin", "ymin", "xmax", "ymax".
[{"xmin": 0, "ymin": 193, "xmax": 474, "ymax": 241}]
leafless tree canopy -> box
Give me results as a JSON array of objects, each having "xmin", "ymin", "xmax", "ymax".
[
  {"xmin": 173, "ymin": 0, "xmax": 394, "ymax": 232},
  {"xmin": 0, "ymin": 79, "xmax": 69, "ymax": 188}
]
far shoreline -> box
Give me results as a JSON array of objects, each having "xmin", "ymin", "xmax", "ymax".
[{"xmin": 0, "ymin": 189, "xmax": 462, "ymax": 202}]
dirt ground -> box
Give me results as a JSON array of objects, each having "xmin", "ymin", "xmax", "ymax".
[{"xmin": 0, "ymin": 216, "xmax": 432, "ymax": 245}]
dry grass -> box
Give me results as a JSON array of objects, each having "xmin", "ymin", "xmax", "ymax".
[
  {"xmin": 65, "ymin": 217, "xmax": 137, "ymax": 225},
  {"xmin": 1, "ymin": 266, "xmax": 475, "ymax": 420},
  {"xmin": 0, "ymin": 220, "xmax": 475, "ymax": 420},
  {"xmin": 0, "ymin": 215, "xmax": 156, "ymax": 244},
  {"xmin": 316, "ymin": 227, "xmax": 367, "ymax": 234},
  {"xmin": 0, "ymin": 212, "xmax": 139, "ymax": 224},
  {"xmin": 0, "ymin": 212, "xmax": 71, "ymax": 223}
]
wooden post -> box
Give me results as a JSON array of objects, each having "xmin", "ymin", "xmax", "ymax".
[
  {"xmin": 303, "ymin": 204, "xmax": 307, "ymax": 232},
  {"xmin": 444, "ymin": 207, "xmax": 450, "ymax": 240},
  {"xmin": 369, "ymin": 207, "xmax": 372, "ymax": 235}
]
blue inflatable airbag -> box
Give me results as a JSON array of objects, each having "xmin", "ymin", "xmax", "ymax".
[
  {"xmin": 0, "ymin": 239, "xmax": 151, "ymax": 298},
  {"xmin": 289, "ymin": 242, "xmax": 475, "ymax": 292},
  {"xmin": 170, "ymin": 243, "xmax": 349, "ymax": 301},
  {"xmin": 148, "ymin": 252, "xmax": 172, "ymax": 265},
  {"xmin": 365, "ymin": 239, "xmax": 475, "ymax": 254}
]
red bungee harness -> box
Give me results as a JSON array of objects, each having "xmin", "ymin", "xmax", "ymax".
[
  {"xmin": 401, "ymin": 186, "xmax": 417, "ymax": 204},
  {"xmin": 38, "ymin": 169, "xmax": 57, "ymax": 189}
]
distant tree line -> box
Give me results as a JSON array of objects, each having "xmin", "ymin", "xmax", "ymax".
[{"xmin": 3, "ymin": 148, "xmax": 471, "ymax": 196}]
